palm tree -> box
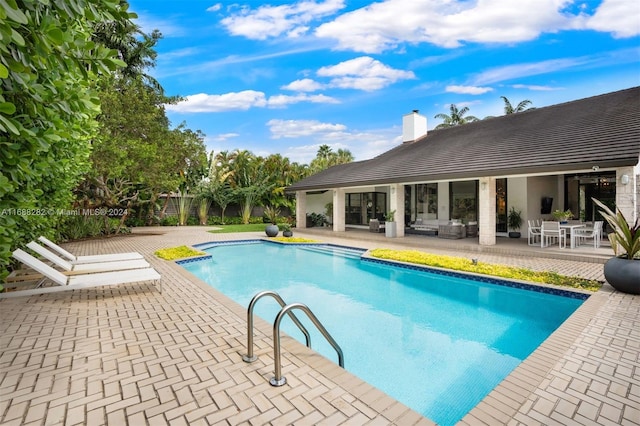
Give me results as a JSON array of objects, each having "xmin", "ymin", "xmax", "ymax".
[
  {"xmin": 434, "ymin": 104, "xmax": 479, "ymax": 129},
  {"xmin": 501, "ymin": 96, "xmax": 533, "ymax": 114}
]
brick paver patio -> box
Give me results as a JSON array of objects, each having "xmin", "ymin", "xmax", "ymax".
[{"xmin": 1, "ymin": 226, "xmax": 638, "ymax": 425}]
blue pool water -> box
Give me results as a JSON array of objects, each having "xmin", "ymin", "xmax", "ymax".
[{"xmin": 181, "ymin": 241, "xmax": 585, "ymax": 425}]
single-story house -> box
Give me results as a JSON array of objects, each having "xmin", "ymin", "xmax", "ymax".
[{"xmin": 287, "ymin": 86, "xmax": 640, "ymax": 245}]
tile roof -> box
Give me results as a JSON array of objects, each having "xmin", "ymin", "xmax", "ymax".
[{"xmin": 288, "ymin": 86, "xmax": 640, "ymax": 191}]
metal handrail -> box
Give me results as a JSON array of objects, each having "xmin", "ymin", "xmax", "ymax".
[
  {"xmin": 271, "ymin": 302, "xmax": 344, "ymax": 387},
  {"xmin": 243, "ymin": 291, "xmax": 311, "ymax": 363}
]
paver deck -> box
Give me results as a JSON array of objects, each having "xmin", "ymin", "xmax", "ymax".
[{"xmin": 1, "ymin": 226, "xmax": 638, "ymax": 425}]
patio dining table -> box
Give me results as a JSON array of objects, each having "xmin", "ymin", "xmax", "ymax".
[{"xmin": 560, "ymin": 223, "xmax": 586, "ymax": 249}]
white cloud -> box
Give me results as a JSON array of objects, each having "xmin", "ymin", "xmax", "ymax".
[
  {"xmin": 269, "ymin": 119, "xmax": 402, "ymax": 162},
  {"xmin": 511, "ymin": 84, "xmax": 559, "ymax": 91},
  {"xmin": 584, "ymin": 0, "xmax": 640, "ymax": 38},
  {"xmin": 314, "ymin": 0, "xmax": 604, "ymax": 53},
  {"xmin": 472, "ymin": 57, "xmax": 586, "ymax": 85},
  {"xmin": 165, "ymin": 90, "xmax": 339, "ymax": 113},
  {"xmin": 268, "ymin": 119, "xmax": 347, "ymax": 138},
  {"xmin": 221, "ymin": 0, "xmax": 345, "ymax": 40},
  {"xmin": 209, "ymin": 133, "xmax": 239, "ymax": 142},
  {"xmin": 446, "ymin": 85, "xmax": 494, "ymax": 95},
  {"xmin": 206, "ymin": 3, "xmax": 222, "ymax": 12},
  {"xmin": 317, "ymin": 56, "xmax": 415, "ymax": 91},
  {"xmin": 133, "ymin": 13, "xmax": 185, "ymax": 38},
  {"xmin": 281, "ymin": 78, "xmax": 325, "ymax": 92},
  {"xmin": 267, "ymin": 93, "xmax": 340, "ymax": 107},
  {"xmin": 166, "ymin": 91, "xmax": 267, "ymax": 112}
]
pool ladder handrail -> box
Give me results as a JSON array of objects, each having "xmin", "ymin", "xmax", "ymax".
[
  {"xmin": 243, "ymin": 290, "xmax": 311, "ymax": 363},
  {"xmin": 271, "ymin": 302, "xmax": 344, "ymax": 387},
  {"xmin": 243, "ymin": 291, "xmax": 344, "ymax": 387}
]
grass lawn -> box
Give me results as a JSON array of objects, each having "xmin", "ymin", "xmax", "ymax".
[{"xmin": 208, "ymin": 223, "xmax": 268, "ymax": 233}]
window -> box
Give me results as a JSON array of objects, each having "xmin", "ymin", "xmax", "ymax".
[
  {"xmin": 415, "ymin": 183, "xmax": 438, "ymax": 219},
  {"xmin": 449, "ymin": 181, "xmax": 478, "ymax": 221}
]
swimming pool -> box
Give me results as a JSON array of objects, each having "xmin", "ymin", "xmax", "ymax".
[{"xmin": 181, "ymin": 240, "xmax": 586, "ymax": 425}]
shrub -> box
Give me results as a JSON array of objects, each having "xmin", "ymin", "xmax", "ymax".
[{"xmin": 161, "ymin": 216, "xmax": 179, "ymax": 226}]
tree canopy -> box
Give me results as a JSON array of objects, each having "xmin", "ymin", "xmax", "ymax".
[
  {"xmin": 0, "ymin": 0, "xmax": 132, "ymax": 276},
  {"xmin": 434, "ymin": 104, "xmax": 480, "ymax": 129}
]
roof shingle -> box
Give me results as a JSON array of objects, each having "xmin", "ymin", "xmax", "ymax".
[{"xmin": 288, "ymin": 87, "xmax": 640, "ymax": 191}]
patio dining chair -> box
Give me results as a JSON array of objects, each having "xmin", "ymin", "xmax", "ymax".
[
  {"xmin": 573, "ymin": 221, "xmax": 603, "ymax": 248},
  {"xmin": 541, "ymin": 221, "xmax": 566, "ymax": 248},
  {"xmin": 527, "ymin": 220, "xmax": 541, "ymax": 245}
]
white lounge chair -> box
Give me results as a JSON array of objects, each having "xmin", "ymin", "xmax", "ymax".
[
  {"xmin": 1, "ymin": 249, "xmax": 161, "ymax": 298},
  {"xmin": 26, "ymin": 241, "xmax": 150, "ymax": 273},
  {"xmin": 38, "ymin": 236, "xmax": 143, "ymax": 264}
]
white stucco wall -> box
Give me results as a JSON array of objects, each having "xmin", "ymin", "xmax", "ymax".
[
  {"xmin": 507, "ymin": 177, "xmax": 527, "ymax": 237},
  {"xmin": 527, "ymin": 176, "xmax": 560, "ymax": 221}
]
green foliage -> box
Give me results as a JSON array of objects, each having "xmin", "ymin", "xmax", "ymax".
[
  {"xmin": 56, "ymin": 214, "xmax": 129, "ymax": 241},
  {"xmin": 593, "ymin": 198, "xmax": 640, "ymax": 260},
  {"xmin": 434, "ymin": 104, "xmax": 479, "ymax": 129},
  {"xmin": 170, "ymin": 192, "xmax": 193, "ymax": 226},
  {"xmin": 369, "ymin": 249, "xmax": 602, "ymax": 292},
  {"xmin": 552, "ymin": 209, "xmax": 573, "ymax": 221},
  {"xmin": 507, "ymin": 207, "xmax": 522, "ymax": 231},
  {"xmin": 264, "ymin": 206, "xmax": 281, "ymax": 224},
  {"xmin": 154, "ymin": 245, "xmax": 205, "ymax": 261},
  {"xmin": 208, "ymin": 223, "xmax": 269, "ymax": 233},
  {"xmin": 271, "ymin": 237, "xmax": 319, "ymax": 243},
  {"xmin": 307, "ymin": 212, "xmax": 327, "ymax": 227},
  {"xmin": 385, "ymin": 210, "xmax": 396, "ymax": 222},
  {"xmin": 0, "ymin": 0, "xmax": 132, "ymax": 275},
  {"xmin": 161, "ymin": 216, "xmax": 179, "ymax": 226}
]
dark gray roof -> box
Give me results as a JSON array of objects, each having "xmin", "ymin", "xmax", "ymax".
[{"xmin": 288, "ymin": 86, "xmax": 640, "ymax": 192}]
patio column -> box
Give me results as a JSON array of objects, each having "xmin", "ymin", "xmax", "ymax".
[
  {"xmin": 478, "ymin": 177, "xmax": 496, "ymax": 245},
  {"xmin": 389, "ymin": 184, "xmax": 405, "ymax": 237},
  {"xmin": 295, "ymin": 191, "xmax": 307, "ymax": 229},
  {"xmin": 333, "ymin": 188, "xmax": 345, "ymax": 232},
  {"xmin": 616, "ymin": 166, "xmax": 638, "ymax": 224}
]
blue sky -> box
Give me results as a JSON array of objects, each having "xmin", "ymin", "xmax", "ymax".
[{"xmin": 127, "ymin": 0, "xmax": 640, "ymax": 164}]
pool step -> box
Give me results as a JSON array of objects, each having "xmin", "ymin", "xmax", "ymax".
[{"xmin": 300, "ymin": 245, "xmax": 365, "ymax": 259}]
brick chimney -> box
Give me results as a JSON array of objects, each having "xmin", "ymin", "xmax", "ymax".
[{"xmin": 402, "ymin": 110, "xmax": 427, "ymax": 143}]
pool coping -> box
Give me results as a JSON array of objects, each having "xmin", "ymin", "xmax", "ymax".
[{"xmin": 180, "ymin": 239, "xmax": 600, "ymax": 424}]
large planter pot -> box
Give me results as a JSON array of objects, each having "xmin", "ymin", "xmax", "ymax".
[
  {"xmin": 283, "ymin": 230, "xmax": 293, "ymax": 237},
  {"xmin": 508, "ymin": 231, "xmax": 521, "ymax": 238},
  {"xmin": 265, "ymin": 224, "xmax": 279, "ymax": 237},
  {"xmin": 604, "ymin": 257, "xmax": 640, "ymax": 294},
  {"xmin": 385, "ymin": 222, "xmax": 397, "ymax": 238}
]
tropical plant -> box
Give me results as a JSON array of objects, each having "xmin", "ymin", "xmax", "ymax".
[
  {"xmin": 434, "ymin": 104, "xmax": 479, "ymax": 129},
  {"xmin": 309, "ymin": 145, "xmax": 354, "ymax": 173},
  {"xmin": 264, "ymin": 206, "xmax": 281, "ymax": 225},
  {"xmin": 197, "ymin": 197, "xmax": 210, "ymax": 225},
  {"xmin": 507, "ymin": 207, "xmax": 522, "ymax": 231},
  {"xmin": 501, "ymin": 96, "xmax": 533, "ymax": 114},
  {"xmin": 593, "ymin": 198, "xmax": 640, "ymax": 260},
  {"xmin": 171, "ymin": 191, "xmax": 193, "ymax": 226},
  {"xmin": 552, "ymin": 209, "xmax": 573, "ymax": 221},
  {"xmin": 385, "ymin": 210, "xmax": 396, "ymax": 222}
]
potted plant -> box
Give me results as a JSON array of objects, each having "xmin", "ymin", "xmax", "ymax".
[
  {"xmin": 507, "ymin": 207, "xmax": 522, "ymax": 238},
  {"xmin": 551, "ymin": 209, "xmax": 573, "ymax": 223},
  {"xmin": 264, "ymin": 206, "xmax": 280, "ymax": 237},
  {"xmin": 385, "ymin": 210, "xmax": 397, "ymax": 238},
  {"xmin": 593, "ymin": 198, "xmax": 639, "ymax": 294},
  {"xmin": 280, "ymin": 223, "xmax": 293, "ymax": 237}
]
